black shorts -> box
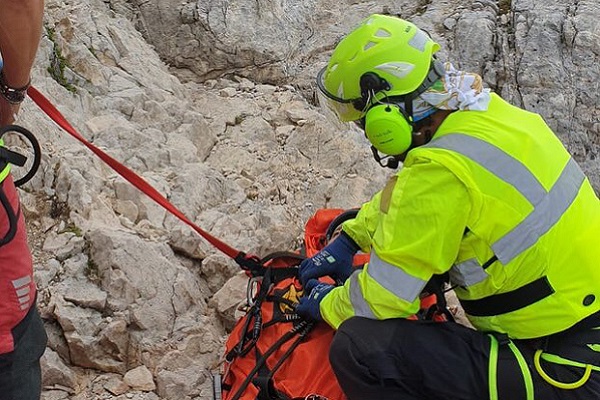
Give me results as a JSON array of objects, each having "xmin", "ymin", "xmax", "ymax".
[{"xmin": 0, "ymin": 304, "xmax": 47, "ymax": 400}]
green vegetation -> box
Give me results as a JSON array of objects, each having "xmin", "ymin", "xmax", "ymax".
[
  {"xmin": 46, "ymin": 26, "xmax": 77, "ymax": 93},
  {"xmin": 58, "ymin": 222, "xmax": 82, "ymax": 237},
  {"xmin": 85, "ymin": 257, "xmax": 102, "ymax": 284}
]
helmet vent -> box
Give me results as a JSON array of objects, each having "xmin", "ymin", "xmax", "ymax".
[
  {"xmin": 363, "ymin": 41, "xmax": 377, "ymax": 51},
  {"xmin": 374, "ymin": 28, "xmax": 391, "ymax": 38}
]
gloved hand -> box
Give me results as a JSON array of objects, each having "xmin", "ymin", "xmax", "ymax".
[
  {"xmin": 299, "ymin": 232, "xmax": 359, "ymax": 285},
  {"xmin": 296, "ymin": 279, "xmax": 335, "ymax": 322}
]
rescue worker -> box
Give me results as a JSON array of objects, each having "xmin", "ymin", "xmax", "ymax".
[
  {"xmin": 0, "ymin": 0, "xmax": 48, "ymax": 399},
  {"xmin": 296, "ymin": 14, "xmax": 600, "ymax": 400}
]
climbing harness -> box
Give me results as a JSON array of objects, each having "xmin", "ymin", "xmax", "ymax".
[
  {"xmin": 0, "ymin": 124, "xmax": 41, "ymax": 187},
  {"xmin": 0, "ymin": 124, "xmax": 42, "ymax": 247},
  {"xmin": 488, "ymin": 331, "xmax": 600, "ymax": 398}
]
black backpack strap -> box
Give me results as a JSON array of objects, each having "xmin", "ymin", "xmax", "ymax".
[
  {"xmin": 422, "ymin": 272, "xmax": 455, "ymax": 322},
  {"xmin": 254, "ymin": 322, "xmax": 314, "ymax": 400},
  {"xmin": 253, "ymin": 347, "xmax": 291, "ymax": 400}
]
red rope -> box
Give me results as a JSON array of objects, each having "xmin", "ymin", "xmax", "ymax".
[{"xmin": 27, "ymin": 86, "xmax": 252, "ymax": 264}]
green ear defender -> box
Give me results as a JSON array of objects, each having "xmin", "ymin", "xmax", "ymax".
[{"xmin": 364, "ymin": 103, "xmax": 413, "ymax": 156}]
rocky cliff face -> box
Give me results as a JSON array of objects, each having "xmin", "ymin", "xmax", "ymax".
[{"xmin": 16, "ymin": 1, "xmax": 599, "ymax": 399}]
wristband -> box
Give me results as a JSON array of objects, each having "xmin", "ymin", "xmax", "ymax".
[{"xmin": 0, "ymin": 70, "xmax": 30, "ymax": 104}]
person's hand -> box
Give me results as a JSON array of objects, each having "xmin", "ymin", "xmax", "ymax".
[
  {"xmin": 296, "ymin": 279, "xmax": 335, "ymax": 322},
  {"xmin": 299, "ymin": 232, "xmax": 359, "ymax": 285}
]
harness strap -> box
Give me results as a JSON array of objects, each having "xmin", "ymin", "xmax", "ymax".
[
  {"xmin": 254, "ymin": 322, "xmax": 313, "ymax": 400},
  {"xmin": 508, "ymin": 342, "xmax": 534, "ymax": 400},
  {"xmin": 489, "ymin": 335, "xmax": 499, "ymax": 400},
  {"xmin": 0, "ymin": 147, "xmax": 26, "ymax": 167},
  {"xmin": 488, "ymin": 335, "xmax": 535, "ymax": 400},
  {"xmin": 266, "ymin": 322, "xmax": 313, "ymax": 380}
]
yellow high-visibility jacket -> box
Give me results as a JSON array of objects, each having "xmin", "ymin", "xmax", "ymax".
[{"xmin": 320, "ymin": 93, "xmax": 600, "ymax": 339}]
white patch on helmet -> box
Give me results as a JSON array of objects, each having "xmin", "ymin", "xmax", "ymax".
[
  {"xmin": 375, "ymin": 62, "xmax": 415, "ymax": 79},
  {"xmin": 408, "ymin": 30, "xmax": 429, "ymax": 52},
  {"xmin": 336, "ymin": 82, "xmax": 345, "ymax": 99}
]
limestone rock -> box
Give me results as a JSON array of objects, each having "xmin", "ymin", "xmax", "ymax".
[
  {"xmin": 209, "ymin": 272, "xmax": 248, "ymax": 330},
  {"xmin": 124, "ymin": 365, "xmax": 156, "ymax": 392},
  {"xmin": 59, "ymin": 278, "xmax": 108, "ymax": 311},
  {"xmin": 41, "ymin": 348, "xmax": 80, "ymax": 392},
  {"xmin": 103, "ymin": 375, "xmax": 129, "ymax": 396}
]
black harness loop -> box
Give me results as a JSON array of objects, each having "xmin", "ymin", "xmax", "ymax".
[{"xmin": 0, "ymin": 125, "xmax": 41, "ymax": 187}]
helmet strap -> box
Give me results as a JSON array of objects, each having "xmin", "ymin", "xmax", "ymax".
[{"xmin": 370, "ymin": 146, "xmax": 401, "ymax": 169}]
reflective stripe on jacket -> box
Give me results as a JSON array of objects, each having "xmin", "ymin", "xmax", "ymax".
[{"xmin": 321, "ymin": 93, "xmax": 600, "ymax": 338}]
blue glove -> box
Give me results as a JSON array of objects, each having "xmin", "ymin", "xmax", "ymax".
[
  {"xmin": 296, "ymin": 279, "xmax": 335, "ymax": 322},
  {"xmin": 299, "ymin": 232, "xmax": 359, "ymax": 285}
]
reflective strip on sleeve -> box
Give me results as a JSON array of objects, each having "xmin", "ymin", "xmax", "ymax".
[
  {"xmin": 425, "ymin": 134, "xmax": 546, "ymax": 204},
  {"xmin": 425, "ymin": 134, "xmax": 585, "ymax": 265},
  {"xmin": 450, "ymin": 258, "xmax": 489, "ymax": 287},
  {"xmin": 492, "ymin": 158, "xmax": 585, "ymax": 264},
  {"xmin": 368, "ymin": 250, "xmax": 428, "ymax": 303},
  {"xmin": 349, "ymin": 270, "xmax": 376, "ymax": 319}
]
